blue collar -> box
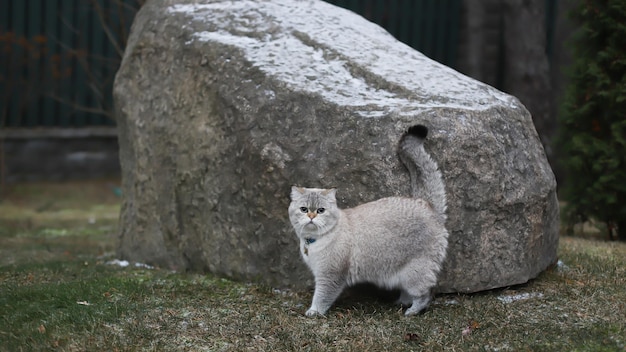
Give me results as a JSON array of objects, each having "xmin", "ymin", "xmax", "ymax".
[{"xmin": 305, "ymin": 237, "xmax": 316, "ymax": 245}]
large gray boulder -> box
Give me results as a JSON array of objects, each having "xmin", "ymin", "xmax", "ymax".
[{"xmin": 114, "ymin": 0, "xmax": 559, "ymax": 293}]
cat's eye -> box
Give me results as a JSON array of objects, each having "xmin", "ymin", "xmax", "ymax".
[
  {"xmin": 317, "ymin": 208, "xmax": 325, "ymax": 214},
  {"xmin": 300, "ymin": 207, "xmax": 308, "ymax": 213}
]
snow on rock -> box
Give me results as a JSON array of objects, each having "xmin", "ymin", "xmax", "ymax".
[{"xmin": 168, "ymin": 1, "xmax": 518, "ymax": 117}]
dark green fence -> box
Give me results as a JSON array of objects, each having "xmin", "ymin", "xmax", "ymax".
[
  {"xmin": 0, "ymin": 0, "xmax": 140, "ymax": 128},
  {"xmin": 0, "ymin": 0, "xmax": 460, "ymax": 129}
]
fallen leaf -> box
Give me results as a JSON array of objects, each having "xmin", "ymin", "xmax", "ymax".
[
  {"xmin": 462, "ymin": 320, "xmax": 479, "ymax": 336},
  {"xmin": 38, "ymin": 325, "xmax": 46, "ymax": 334},
  {"xmin": 404, "ymin": 333, "xmax": 420, "ymax": 342}
]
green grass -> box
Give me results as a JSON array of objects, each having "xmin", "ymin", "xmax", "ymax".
[{"xmin": 1, "ymin": 181, "xmax": 626, "ymax": 351}]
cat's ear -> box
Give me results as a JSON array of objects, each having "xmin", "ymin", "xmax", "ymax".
[
  {"xmin": 322, "ymin": 188, "xmax": 337, "ymax": 199},
  {"xmin": 291, "ymin": 186, "xmax": 306, "ymax": 200}
]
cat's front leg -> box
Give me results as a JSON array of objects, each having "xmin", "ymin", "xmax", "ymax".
[{"xmin": 306, "ymin": 277, "xmax": 345, "ymax": 317}]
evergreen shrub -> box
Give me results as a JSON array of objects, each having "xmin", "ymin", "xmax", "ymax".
[{"xmin": 559, "ymin": 0, "xmax": 626, "ymax": 240}]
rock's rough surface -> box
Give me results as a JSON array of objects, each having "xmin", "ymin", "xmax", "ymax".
[{"xmin": 114, "ymin": 0, "xmax": 559, "ymax": 293}]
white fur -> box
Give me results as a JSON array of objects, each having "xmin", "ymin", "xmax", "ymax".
[{"xmin": 288, "ymin": 127, "xmax": 448, "ymax": 316}]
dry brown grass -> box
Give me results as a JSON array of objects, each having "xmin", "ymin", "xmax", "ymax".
[{"xmin": 1, "ymin": 181, "xmax": 625, "ymax": 351}]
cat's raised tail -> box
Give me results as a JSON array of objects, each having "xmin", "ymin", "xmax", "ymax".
[{"xmin": 398, "ymin": 125, "xmax": 447, "ymax": 223}]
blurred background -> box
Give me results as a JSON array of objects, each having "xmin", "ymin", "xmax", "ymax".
[
  {"xmin": 1, "ymin": 0, "xmax": 623, "ymax": 239},
  {"xmin": 0, "ymin": 0, "xmax": 565, "ymax": 181}
]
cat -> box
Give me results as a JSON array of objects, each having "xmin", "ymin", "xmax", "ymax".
[{"xmin": 288, "ymin": 125, "xmax": 448, "ymax": 316}]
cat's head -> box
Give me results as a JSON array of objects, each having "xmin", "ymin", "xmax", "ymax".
[{"xmin": 288, "ymin": 186, "xmax": 339, "ymax": 238}]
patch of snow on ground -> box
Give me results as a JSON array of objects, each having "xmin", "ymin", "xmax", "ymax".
[
  {"xmin": 107, "ymin": 259, "xmax": 130, "ymax": 267},
  {"xmin": 497, "ymin": 292, "xmax": 544, "ymax": 304},
  {"xmin": 556, "ymin": 259, "xmax": 569, "ymax": 272},
  {"xmin": 433, "ymin": 298, "xmax": 460, "ymax": 306},
  {"xmin": 106, "ymin": 259, "xmax": 154, "ymax": 269}
]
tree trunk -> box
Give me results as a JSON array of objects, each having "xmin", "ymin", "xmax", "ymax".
[
  {"xmin": 458, "ymin": 0, "xmax": 555, "ymax": 165},
  {"xmin": 502, "ymin": 0, "xmax": 554, "ymax": 161},
  {"xmin": 618, "ymin": 221, "xmax": 626, "ymax": 242}
]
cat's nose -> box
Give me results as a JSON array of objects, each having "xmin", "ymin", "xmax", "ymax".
[{"xmin": 307, "ymin": 212, "xmax": 317, "ymax": 220}]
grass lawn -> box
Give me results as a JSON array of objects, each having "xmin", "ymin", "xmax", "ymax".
[{"xmin": 1, "ymin": 181, "xmax": 625, "ymax": 351}]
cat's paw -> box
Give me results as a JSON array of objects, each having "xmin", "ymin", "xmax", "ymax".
[
  {"xmin": 404, "ymin": 297, "xmax": 429, "ymax": 316},
  {"xmin": 403, "ymin": 306, "xmax": 423, "ymax": 316},
  {"xmin": 305, "ymin": 308, "xmax": 324, "ymax": 317}
]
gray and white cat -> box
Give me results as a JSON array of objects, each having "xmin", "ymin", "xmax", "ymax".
[{"xmin": 288, "ymin": 125, "xmax": 448, "ymax": 316}]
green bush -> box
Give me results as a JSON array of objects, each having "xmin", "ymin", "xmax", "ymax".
[{"xmin": 558, "ymin": 0, "xmax": 626, "ymax": 240}]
